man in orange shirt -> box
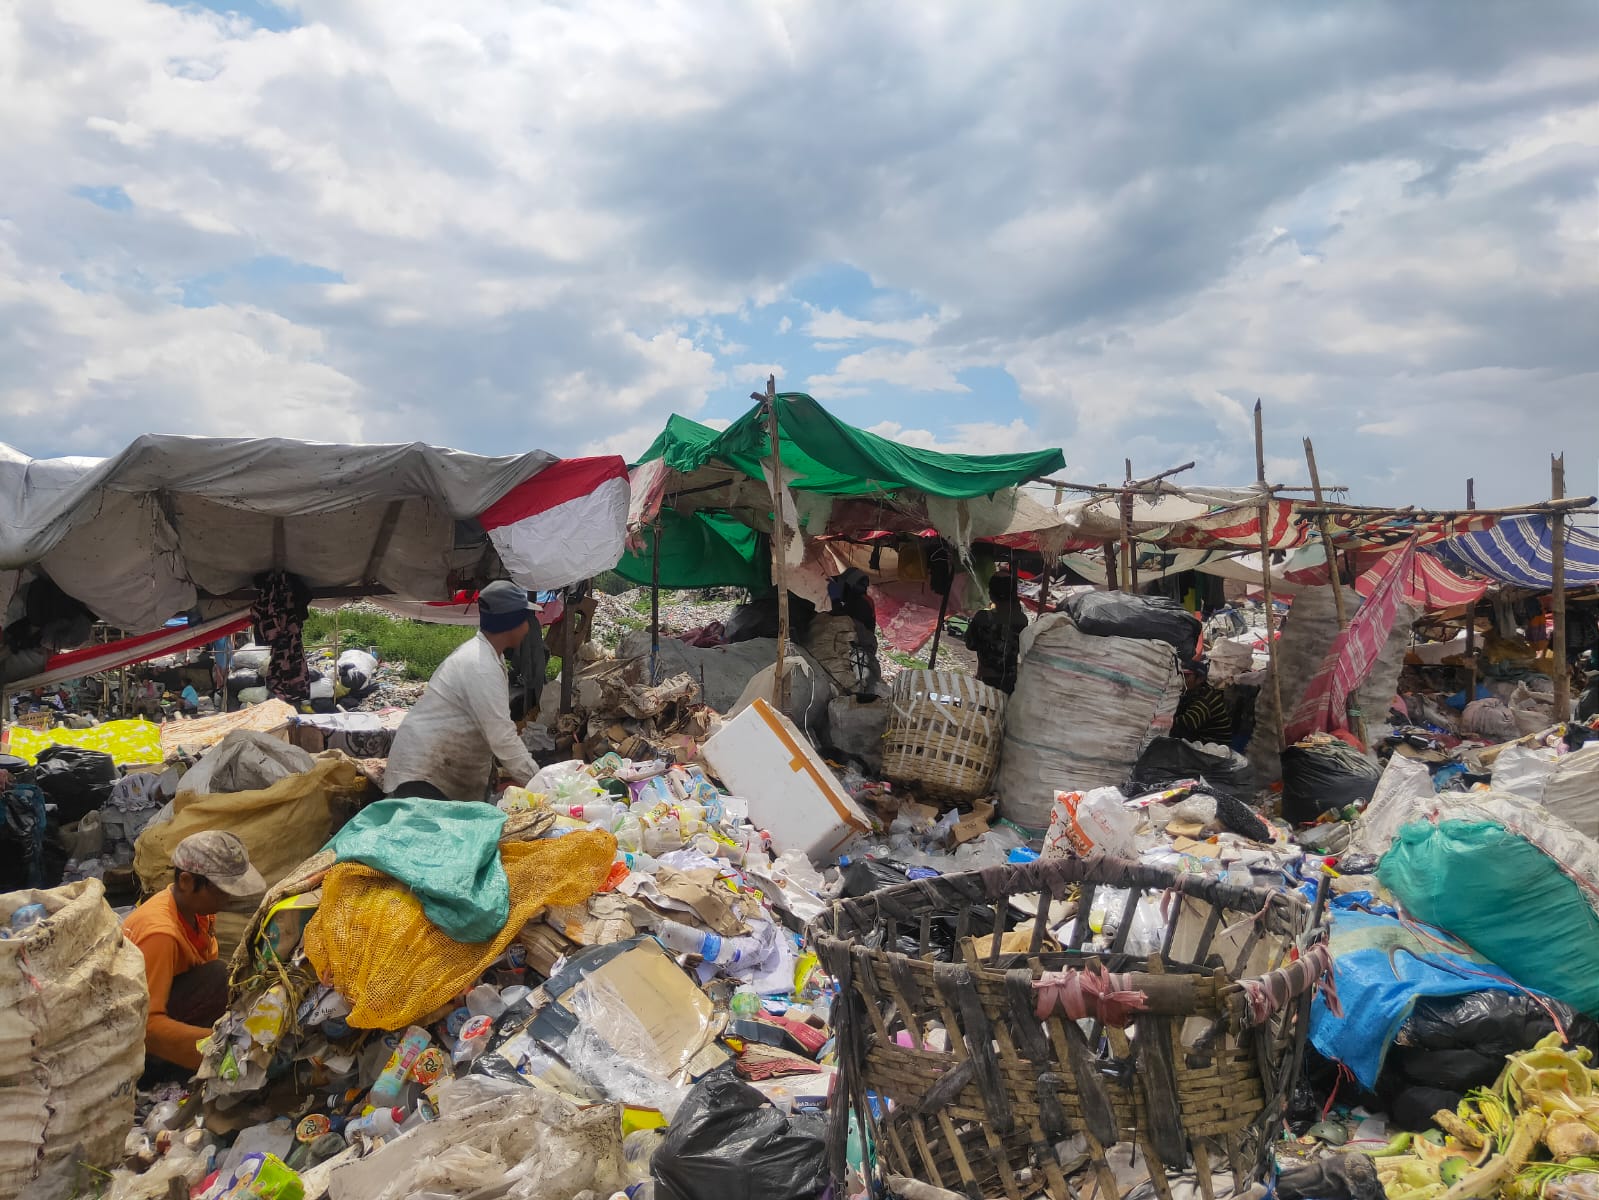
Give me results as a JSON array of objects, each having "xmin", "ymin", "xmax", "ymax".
[{"xmin": 123, "ymin": 831, "xmax": 265, "ymax": 1074}]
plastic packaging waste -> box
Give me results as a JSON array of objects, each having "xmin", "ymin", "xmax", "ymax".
[
  {"xmin": 1044, "ymin": 787, "xmax": 1137, "ymax": 861},
  {"xmin": 368, "ymin": 1026, "xmax": 432, "ymax": 1108},
  {"xmin": 465, "ymin": 984, "xmax": 508, "ymax": 1019},
  {"xmin": 9, "ymin": 903, "xmax": 46, "ymax": 934},
  {"xmin": 730, "ymin": 986, "xmax": 761, "ymax": 1018},
  {"xmin": 346, "ymin": 1106, "xmax": 406, "ymax": 1146},
  {"xmin": 651, "ymin": 1067, "xmax": 828, "ymax": 1200},
  {"xmin": 452, "ymin": 1014, "xmax": 496, "ymax": 1065},
  {"xmin": 622, "ymin": 1128, "xmax": 666, "ymax": 1183}
]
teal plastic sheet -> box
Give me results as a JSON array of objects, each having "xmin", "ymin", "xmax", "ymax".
[
  {"xmin": 324, "ymin": 797, "xmax": 510, "ymax": 943},
  {"xmin": 1379, "ymin": 819, "xmax": 1599, "ymax": 1016}
]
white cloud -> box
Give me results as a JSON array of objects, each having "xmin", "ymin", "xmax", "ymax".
[
  {"xmin": 867, "ymin": 419, "xmax": 1037, "ymax": 456},
  {"xmin": 0, "ymin": 0, "xmax": 1592, "ymax": 508}
]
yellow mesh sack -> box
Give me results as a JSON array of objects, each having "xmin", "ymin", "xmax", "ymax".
[{"xmin": 304, "ymin": 830, "xmax": 617, "ymax": 1029}]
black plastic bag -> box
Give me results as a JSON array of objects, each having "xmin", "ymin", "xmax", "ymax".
[
  {"xmin": 1388, "ymin": 1086, "xmax": 1465, "ymax": 1134},
  {"xmin": 1399, "ymin": 991, "xmax": 1599, "ymax": 1062},
  {"xmin": 1129, "ymin": 736, "xmax": 1255, "ymax": 799},
  {"xmin": 841, "ymin": 858, "xmax": 910, "ymax": 898},
  {"xmin": 0, "ymin": 784, "xmax": 68, "ymax": 891},
  {"xmin": 1278, "ymin": 1153, "xmax": 1385, "ymax": 1200},
  {"xmin": 652, "ymin": 1066, "xmax": 828, "ymax": 1200},
  {"xmin": 1279, "ymin": 742, "xmax": 1380, "ymax": 825},
  {"xmin": 1065, "ymin": 592, "xmax": 1200, "ymax": 661},
  {"xmin": 33, "ymin": 745, "xmax": 118, "ymax": 823}
]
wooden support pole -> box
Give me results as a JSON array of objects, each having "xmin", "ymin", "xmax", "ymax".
[
  {"xmin": 926, "ymin": 585, "xmax": 952, "ymax": 668},
  {"xmin": 559, "ymin": 584, "xmax": 578, "ymax": 715},
  {"xmin": 1121, "ymin": 459, "xmax": 1136, "ymax": 592},
  {"xmin": 1464, "ymin": 479, "xmax": 1478, "ymax": 702},
  {"xmin": 1552, "ymin": 453, "xmax": 1570, "ymax": 718},
  {"xmin": 766, "ymin": 376, "xmax": 791, "ymax": 711},
  {"xmin": 1103, "ymin": 539, "xmax": 1119, "ymax": 592},
  {"xmin": 1255, "ymin": 401, "xmax": 1286, "ymax": 750},
  {"xmin": 1304, "ymin": 437, "xmax": 1365, "ymax": 746},
  {"xmin": 649, "ymin": 519, "xmax": 662, "ymax": 685}
]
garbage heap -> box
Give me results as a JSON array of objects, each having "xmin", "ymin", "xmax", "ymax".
[{"xmin": 99, "ymin": 731, "xmax": 849, "ymax": 1200}]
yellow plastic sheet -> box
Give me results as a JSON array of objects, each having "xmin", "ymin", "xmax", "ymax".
[
  {"xmin": 3, "ymin": 718, "xmax": 162, "ymax": 766},
  {"xmin": 304, "ymin": 830, "xmax": 617, "ymax": 1030}
]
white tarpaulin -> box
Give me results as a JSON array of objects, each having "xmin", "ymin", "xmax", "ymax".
[{"xmin": 0, "ymin": 438, "xmax": 629, "ymax": 632}]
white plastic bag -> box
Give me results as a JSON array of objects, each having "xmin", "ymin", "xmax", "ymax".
[
  {"xmin": 1043, "ymin": 787, "xmax": 1137, "ymax": 862},
  {"xmin": 1491, "ymin": 745, "xmax": 1559, "ymax": 803},
  {"xmin": 177, "ymin": 730, "xmax": 314, "ymax": 796}
]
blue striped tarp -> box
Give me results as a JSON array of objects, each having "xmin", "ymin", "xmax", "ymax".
[{"xmin": 1438, "ymin": 515, "xmax": 1599, "ymax": 588}]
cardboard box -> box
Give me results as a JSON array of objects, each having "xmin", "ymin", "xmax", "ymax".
[
  {"xmin": 702, "ymin": 698, "xmax": 871, "ymax": 863},
  {"xmin": 948, "ymin": 799, "xmax": 995, "ymax": 847}
]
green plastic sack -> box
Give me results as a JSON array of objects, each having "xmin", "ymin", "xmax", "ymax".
[
  {"xmin": 323, "ymin": 797, "xmax": 509, "ymax": 943},
  {"xmin": 1378, "ymin": 820, "xmax": 1599, "ymax": 1015}
]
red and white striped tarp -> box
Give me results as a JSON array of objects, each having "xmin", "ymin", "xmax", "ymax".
[
  {"xmin": 1285, "ymin": 538, "xmax": 1419, "ymax": 744},
  {"xmin": 1282, "ymin": 544, "xmax": 1488, "ymax": 611}
]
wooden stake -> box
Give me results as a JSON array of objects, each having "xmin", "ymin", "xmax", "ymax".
[
  {"xmin": 649, "ymin": 519, "xmax": 662, "ymax": 685},
  {"xmin": 766, "ymin": 376, "xmax": 791, "ymax": 711},
  {"xmin": 1552, "ymin": 453, "xmax": 1569, "ymax": 718},
  {"xmin": 1121, "ymin": 459, "xmax": 1136, "ymax": 592},
  {"xmin": 1103, "ymin": 539, "xmax": 1119, "ymax": 592},
  {"xmin": 559, "ymin": 582, "xmax": 579, "ymax": 715},
  {"xmin": 1304, "ymin": 437, "xmax": 1365, "ymax": 745},
  {"xmin": 927, "ymin": 583, "xmax": 951, "ymax": 669},
  {"xmin": 1464, "ymin": 479, "xmax": 1478, "ymax": 702},
  {"xmin": 1255, "ymin": 401, "xmax": 1286, "ymax": 750}
]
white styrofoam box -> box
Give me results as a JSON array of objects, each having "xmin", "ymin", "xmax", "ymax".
[{"xmin": 702, "ymin": 697, "xmax": 871, "ymax": 864}]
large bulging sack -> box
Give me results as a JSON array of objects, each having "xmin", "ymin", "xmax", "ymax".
[
  {"xmin": 996, "ymin": 613, "xmax": 1181, "ymax": 830},
  {"xmin": 1250, "ymin": 586, "xmax": 1417, "ymax": 786},
  {"xmin": 31, "ymin": 745, "xmax": 117, "ymax": 823},
  {"xmin": 0, "ymin": 880, "xmax": 148, "ymax": 1200},
  {"xmin": 1379, "ymin": 819, "xmax": 1599, "ymax": 1016},
  {"xmin": 1280, "ymin": 740, "xmax": 1381, "ymax": 825},
  {"xmin": 1064, "ymin": 592, "xmax": 1201, "ymax": 662}
]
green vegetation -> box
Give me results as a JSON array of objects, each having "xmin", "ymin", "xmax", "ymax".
[{"xmin": 303, "ymin": 609, "xmax": 474, "ymax": 680}]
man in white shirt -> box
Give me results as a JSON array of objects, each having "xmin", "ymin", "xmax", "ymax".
[{"xmin": 384, "ymin": 580, "xmax": 540, "ymax": 801}]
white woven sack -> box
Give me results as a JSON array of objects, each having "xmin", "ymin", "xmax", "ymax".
[
  {"xmin": 0, "ymin": 879, "xmax": 148, "ymax": 1200},
  {"xmin": 996, "ymin": 613, "xmax": 1181, "ymax": 830}
]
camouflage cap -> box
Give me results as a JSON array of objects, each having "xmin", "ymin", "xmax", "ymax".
[{"xmin": 171, "ymin": 830, "xmax": 267, "ymax": 898}]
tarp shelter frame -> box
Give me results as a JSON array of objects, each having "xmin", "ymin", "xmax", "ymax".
[{"xmin": 622, "ymin": 389, "xmax": 1067, "ymax": 684}]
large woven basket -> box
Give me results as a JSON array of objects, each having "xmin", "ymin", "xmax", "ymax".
[
  {"xmin": 813, "ymin": 857, "xmax": 1330, "ymax": 1200},
  {"xmin": 881, "ymin": 670, "xmax": 1006, "ymax": 802}
]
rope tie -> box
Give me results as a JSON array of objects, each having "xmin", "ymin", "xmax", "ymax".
[{"xmin": 1033, "ymin": 963, "xmax": 1151, "ymax": 1028}]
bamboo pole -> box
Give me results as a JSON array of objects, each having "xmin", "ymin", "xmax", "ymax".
[
  {"xmin": 1120, "ymin": 458, "xmax": 1134, "ymax": 591},
  {"xmin": 1464, "ymin": 479, "xmax": 1478, "ymax": 703},
  {"xmin": 559, "ymin": 582, "xmax": 579, "ymax": 715},
  {"xmin": 1552, "ymin": 453, "xmax": 1569, "ymax": 718},
  {"xmin": 649, "ymin": 519, "xmax": 662, "ymax": 685},
  {"xmin": 1255, "ymin": 401, "xmax": 1286, "ymax": 750},
  {"xmin": 766, "ymin": 376, "xmax": 791, "ymax": 711},
  {"xmin": 926, "ymin": 585, "xmax": 951, "ymax": 668},
  {"xmin": 1297, "ymin": 497, "xmax": 1594, "ymax": 519},
  {"xmin": 1304, "ymin": 437, "xmax": 1365, "ymax": 745}
]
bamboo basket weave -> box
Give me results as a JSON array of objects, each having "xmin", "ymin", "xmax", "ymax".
[
  {"xmin": 881, "ymin": 670, "xmax": 1006, "ymax": 803},
  {"xmin": 813, "ymin": 857, "xmax": 1331, "ymax": 1200}
]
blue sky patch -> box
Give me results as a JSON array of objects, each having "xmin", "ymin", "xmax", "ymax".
[
  {"xmin": 155, "ymin": 0, "xmax": 299, "ymax": 33},
  {"xmin": 73, "ymin": 185, "xmax": 133, "ymax": 212}
]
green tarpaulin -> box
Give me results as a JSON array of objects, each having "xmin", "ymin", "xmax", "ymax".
[
  {"xmin": 637, "ymin": 393, "xmax": 1064, "ymax": 500},
  {"xmin": 615, "ymin": 509, "xmax": 771, "ymax": 590}
]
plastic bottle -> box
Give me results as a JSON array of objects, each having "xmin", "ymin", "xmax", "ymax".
[
  {"xmin": 465, "ymin": 984, "xmax": 507, "ymax": 1019},
  {"xmin": 621, "ymin": 1128, "xmax": 666, "ymax": 1183},
  {"xmin": 730, "ymin": 986, "xmax": 761, "ymax": 1018},
  {"xmin": 616, "ymin": 848, "xmax": 660, "ymax": 875},
  {"xmin": 346, "ymin": 1106, "xmax": 405, "ymax": 1145},
  {"xmin": 655, "ymin": 920, "xmax": 722, "ymax": 960},
  {"xmin": 9, "ymin": 904, "xmax": 46, "ymax": 934},
  {"xmin": 367, "ymin": 1026, "xmax": 431, "ymax": 1108},
  {"xmin": 565, "ymin": 799, "xmax": 619, "ymax": 825},
  {"xmin": 613, "ymin": 813, "xmax": 645, "ymax": 853}
]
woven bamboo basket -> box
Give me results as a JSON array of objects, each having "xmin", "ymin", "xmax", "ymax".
[
  {"xmin": 881, "ymin": 670, "xmax": 1006, "ymax": 803},
  {"xmin": 813, "ymin": 856, "xmax": 1331, "ymax": 1200}
]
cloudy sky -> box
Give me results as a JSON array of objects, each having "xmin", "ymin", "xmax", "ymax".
[{"xmin": 2, "ymin": 0, "xmax": 1596, "ymax": 507}]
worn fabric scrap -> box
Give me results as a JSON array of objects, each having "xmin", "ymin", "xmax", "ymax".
[
  {"xmin": 305, "ymin": 830, "xmax": 616, "ymax": 1029},
  {"xmin": 323, "ymin": 796, "xmax": 511, "ymax": 944}
]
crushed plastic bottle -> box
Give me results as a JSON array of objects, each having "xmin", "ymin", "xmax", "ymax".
[{"xmin": 730, "ymin": 986, "xmax": 761, "ymax": 1019}]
